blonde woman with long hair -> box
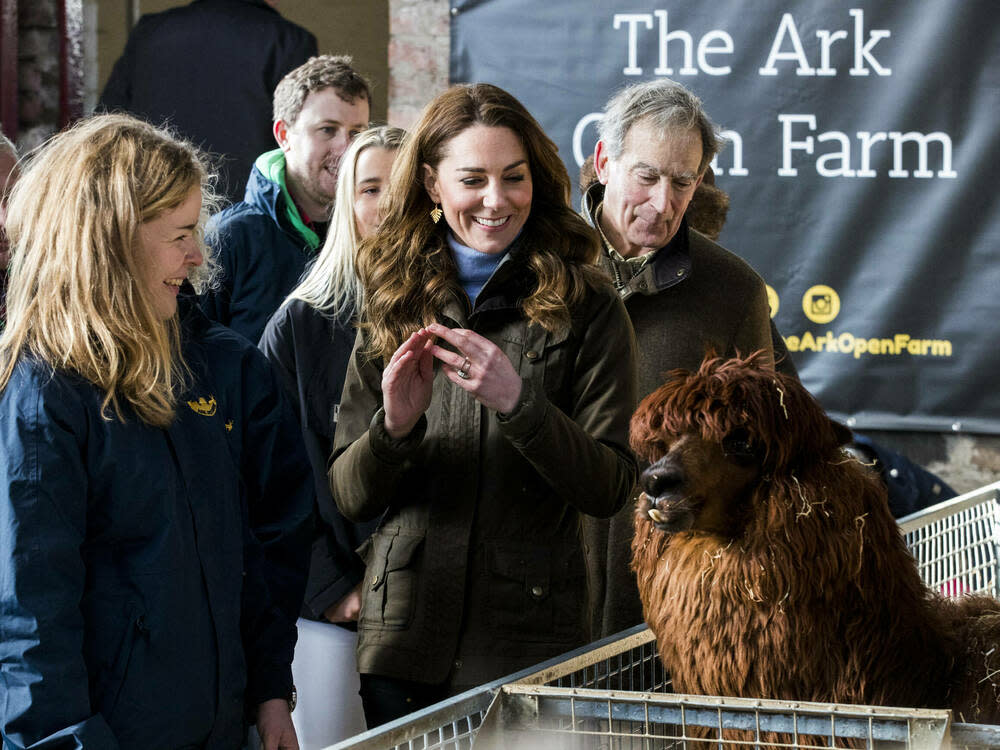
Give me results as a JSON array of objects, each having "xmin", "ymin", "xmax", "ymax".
[
  {"xmin": 262, "ymin": 125, "xmax": 405, "ymax": 618},
  {"xmin": 329, "ymin": 84, "xmax": 638, "ymax": 727},
  {"xmin": 259, "ymin": 126, "xmax": 405, "ymax": 740},
  {"xmin": 0, "ymin": 114, "xmax": 312, "ymax": 750}
]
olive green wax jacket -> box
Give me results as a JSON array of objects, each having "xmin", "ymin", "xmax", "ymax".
[{"xmin": 329, "ymin": 248, "xmax": 638, "ymax": 689}]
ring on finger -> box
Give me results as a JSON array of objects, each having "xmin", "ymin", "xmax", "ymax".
[{"xmin": 456, "ymin": 357, "xmax": 471, "ymax": 380}]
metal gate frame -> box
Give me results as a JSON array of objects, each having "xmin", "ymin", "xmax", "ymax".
[{"xmin": 329, "ymin": 480, "xmax": 1000, "ymax": 750}]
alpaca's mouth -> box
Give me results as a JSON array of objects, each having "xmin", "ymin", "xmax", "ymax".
[
  {"xmin": 641, "ymin": 491, "xmax": 697, "ymax": 532},
  {"xmin": 649, "ymin": 505, "xmax": 696, "ymax": 532}
]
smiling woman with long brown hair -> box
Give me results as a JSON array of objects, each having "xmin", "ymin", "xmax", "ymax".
[{"xmin": 329, "ymin": 83, "xmax": 638, "ymax": 727}]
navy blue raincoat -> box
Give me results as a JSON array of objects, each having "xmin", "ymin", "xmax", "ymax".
[
  {"xmin": 0, "ymin": 295, "xmax": 313, "ymax": 749},
  {"xmin": 200, "ymin": 154, "xmax": 322, "ymax": 345}
]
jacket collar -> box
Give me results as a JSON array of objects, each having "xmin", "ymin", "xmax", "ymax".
[
  {"xmin": 439, "ymin": 234, "xmax": 536, "ymax": 327},
  {"xmin": 178, "ymin": 282, "xmax": 213, "ymax": 339},
  {"xmin": 581, "ymin": 181, "xmax": 692, "ymax": 301},
  {"xmin": 245, "ymin": 149, "xmax": 321, "ymax": 251},
  {"xmin": 437, "ymin": 233, "xmax": 572, "ymax": 351},
  {"xmin": 469, "ymin": 235, "xmax": 538, "ymax": 317}
]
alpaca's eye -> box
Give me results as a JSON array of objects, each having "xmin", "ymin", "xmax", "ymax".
[{"xmin": 722, "ymin": 429, "xmax": 758, "ymax": 465}]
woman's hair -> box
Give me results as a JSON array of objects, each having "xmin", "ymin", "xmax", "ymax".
[
  {"xmin": 288, "ymin": 125, "xmax": 406, "ymax": 318},
  {"xmin": 359, "ymin": 83, "xmax": 603, "ymax": 363},
  {"xmin": 684, "ymin": 166, "xmax": 730, "ymax": 241},
  {"xmin": 0, "ymin": 113, "xmax": 219, "ymax": 427}
]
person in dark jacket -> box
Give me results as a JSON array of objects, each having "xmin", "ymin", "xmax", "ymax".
[
  {"xmin": 846, "ymin": 434, "xmax": 957, "ymax": 517},
  {"xmin": 261, "ymin": 126, "xmax": 405, "ymax": 739},
  {"xmin": 0, "ymin": 115, "xmax": 311, "ymax": 750},
  {"xmin": 261, "ymin": 126, "xmax": 406, "ymax": 628},
  {"xmin": 328, "ymin": 83, "xmax": 638, "ymax": 727},
  {"xmin": 99, "ymin": 0, "xmax": 317, "ymax": 203},
  {"xmin": 200, "ymin": 55, "xmax": 371, "ymax": 344}
]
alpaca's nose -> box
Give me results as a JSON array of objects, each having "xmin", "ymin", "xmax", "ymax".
[{"xmin": 641, "ymin": 463, "xmax": 684, "ymax": 499}]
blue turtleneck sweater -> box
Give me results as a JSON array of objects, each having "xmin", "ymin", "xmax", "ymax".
[{"xmin": 448, "ymin": 233, "xmax": 508, "ymax": 304}]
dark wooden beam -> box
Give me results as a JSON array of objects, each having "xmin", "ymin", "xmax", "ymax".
[
  {"xmin": 58, "ymin": 0, "xmax": 84, "ymax": 128},
  {"xmin": 0, "ymin": 0, "xmax": 17, "ymax": 139}
]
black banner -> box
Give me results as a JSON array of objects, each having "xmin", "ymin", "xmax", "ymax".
[{"xmin": 451, "ymin": 0, "xmax": 1000, "ymax": 433}]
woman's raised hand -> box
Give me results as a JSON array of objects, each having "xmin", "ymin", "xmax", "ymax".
[
  {"xmin": 426, "ymin": 323, "xmax": 523, "ymax": 414},
  {"xmin": 382, "ymin": 329, "xmax": 436, "ymax": 438}
]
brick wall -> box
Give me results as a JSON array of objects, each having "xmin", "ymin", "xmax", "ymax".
[
  {"xmin": 15, "ymin": 0, "xmax": 60, "ymax": 151},
  {"xmin": 865, "ymin": 430, "xmax": 1000, "ymax": 495},
  {"xmin": 387, "ymin": 0, "xmax": 449, "ymax": 129}
]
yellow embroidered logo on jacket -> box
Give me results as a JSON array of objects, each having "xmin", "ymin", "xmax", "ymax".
[{"xmin": 187, "ymin": 396, "xmax": 217, "ymax": 416}]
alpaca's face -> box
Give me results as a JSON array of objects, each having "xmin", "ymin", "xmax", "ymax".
[{"xmin": 637, "ymin": 428, "xmax": 762, "ymax": 537}]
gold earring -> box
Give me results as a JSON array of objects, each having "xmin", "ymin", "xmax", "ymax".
[{"xmin": 430, "ymin": 204, "xmax": 443, "ymax": 224}]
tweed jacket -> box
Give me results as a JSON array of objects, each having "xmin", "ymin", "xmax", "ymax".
[
  {"xmin": 329, "ymin": 245, "xmax": 638, "ymax": 689},
  {"xmin": 580, "ymin": 181, "xmax": 780, "ymax": 639}
]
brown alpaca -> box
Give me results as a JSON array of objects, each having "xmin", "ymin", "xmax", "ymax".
[{"xmin": 630, "ymin": 352, "xmax": 1000, "ymax": 723}]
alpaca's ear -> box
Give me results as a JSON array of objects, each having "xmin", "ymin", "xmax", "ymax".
[{"xmin": 829, "ymin": 419, "xmax": 854, "ymax": 447}]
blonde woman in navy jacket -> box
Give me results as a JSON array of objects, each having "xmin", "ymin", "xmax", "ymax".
[{"xmin": 0, "ymin": 115, "xmax": 312, "ymax": 750}]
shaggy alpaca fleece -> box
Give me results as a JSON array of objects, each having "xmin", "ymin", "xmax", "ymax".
[{"xmin": 630, "ymin": 353, "xmax": 1000, "ymax": 722}]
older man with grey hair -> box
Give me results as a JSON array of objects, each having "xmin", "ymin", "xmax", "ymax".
[{"xmin": 582, "ymin": 79, "xmax": 789, "ymax": 639}]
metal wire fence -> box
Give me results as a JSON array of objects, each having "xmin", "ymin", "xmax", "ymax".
[
  {"xmin": 899, "ymin": 484, "xmax": 1000, "ymax": 598},
  {"xmin": 329, "ymin": 481, "xmax": 1000, "ymax": 750},
  {"xmin": 472, "ymin": 685, "xmax": 956, "ymax": 749}
]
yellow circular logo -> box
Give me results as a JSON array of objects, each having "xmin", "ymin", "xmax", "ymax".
[
  {"xmin": 802, "ymin": 285, "xmax": 841, "ymax": 324},
  {"xmin": 765, "ymin": 285, "xmax": 780, "ymax": 319}
]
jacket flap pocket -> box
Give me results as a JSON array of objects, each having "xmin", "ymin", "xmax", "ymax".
[
  {"xmin": 540, "ymin": 325, "xmax": 570, "ymax": 352},
  {"xmin": 490, "ymin": 546, "xmax": 551, "ymax": 595},
  {"xmin": 385, "ymin": 532, "xmax": 424, "ymax": 574},
  {"xmin": 520, "ymin": 323, "xmax": 570, "ymax": 363},
  {"xmin": 507, "ymin": 324, "xmax": 570, "ymax": 380},
  {"xmin": 369, "ymin": 531, "xmax": 424, "ymax": 592}
]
